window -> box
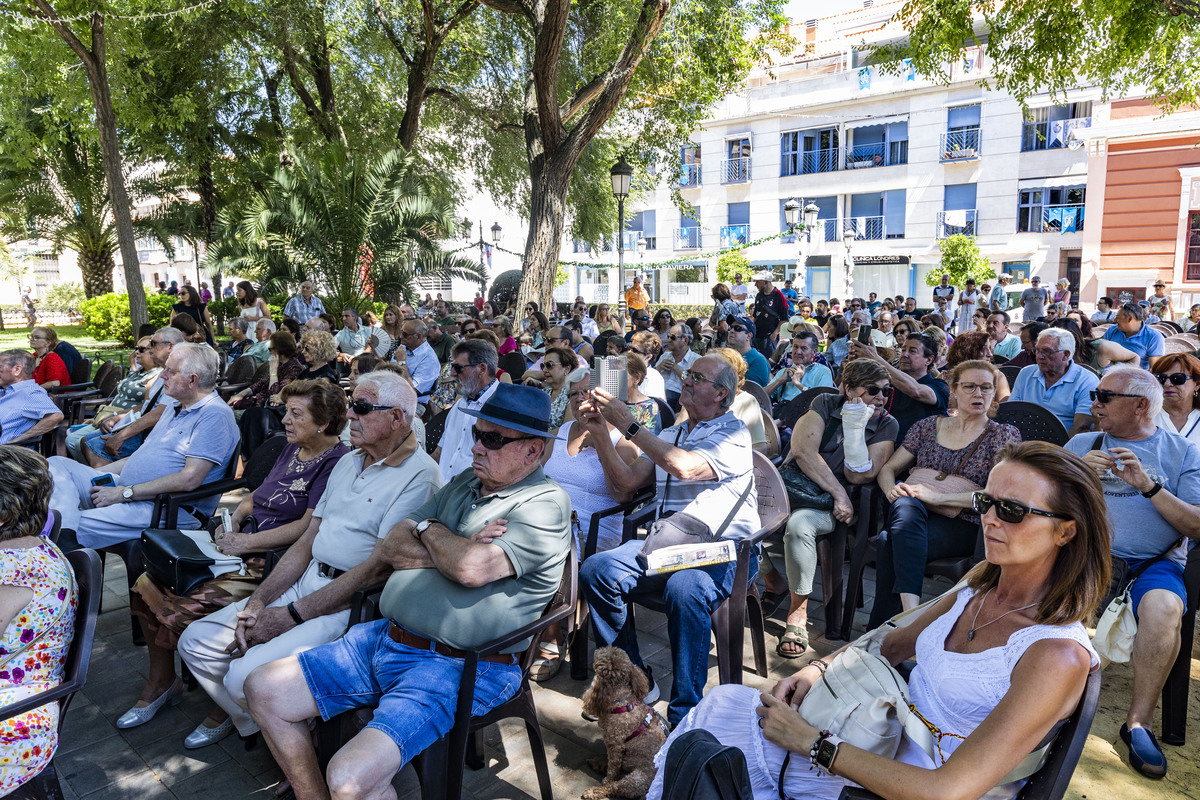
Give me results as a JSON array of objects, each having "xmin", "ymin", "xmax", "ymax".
[
  {"xmin": 1017, "ymin": 187, "xmax": 1085, "ymax": 232},
  {"xmin": 781, "ymin": 132, "xmax": 801, "ymax": 177},
  {"xmin": 724, "ymin": 138, "xmax": 751, "ymax": 183},
  {"xmin": 722, "ymin": 202, "xmax": 750, "ymax": 247},
  {"xmin": 629, "ymin": 210, "xmax": 657, "ymax": 249},
  {"xmin": 676, "ymin": 211, "xmax": 702, "ymax": 249},
  {"xmin": 943, "ymin": 105, "xmax": 981, "ymax": 160},
  {"xmin": 1188, "ymin": 212, "xmax": 1200, "ymax": 281},
  {"xmin": 780, "ymin": 195, "xmax": 836, "ymax": 243},
  {"xmin": 940, "ymin": 183, "xmax": 977, "ymax": 237},
  {"xmin": 802, "ymin": 128, "xmax": 839, "ymax": 174},
  {"xmin": 1022, "ymin": 102, "xmax": 1093, "ymax": 151},
  {"xmin": 680, "ymin": 145, "xmax": 701, "ymax": 186}
]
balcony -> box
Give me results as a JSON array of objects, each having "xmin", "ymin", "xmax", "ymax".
[
  {"xmin": 620, "ymin": 230, "xmax": 643, "ymax": 250},
  {"xmin": 1029, "ymin": 204, "xmax": 1085, "ymax": 233},
  {"xmin": 802, "ymin": 147, "xmax": 840, "ymax": 175},
  {"xmin": 1021, "ymin": 118, "xmax": 1091, "ymax": 152},
  {"xmin": 845, "ymin": 142, "xmax": 908, "ymax": 169},
  {"xmin": 674, "ymin": 227, "xmax": 704, "ymax": 249},
  {"xmin": 823, "ymin": 219, "xmax": 841, "ymax": 243},
  {"xmin": 720, "ymin": 224, "xmax": 750, "ymax": 247},
  {"xmin": 721, "ymin": 157, "xmax": 751, "ymax": 184},
  {"xmin": 940, "ymin": 128, "xmax": 982, "ymax": 162},
  {"xmin": 844, "ymin": 216, "xmax": 885, "ymax": 240},
  {"xmin": 572, "ymin": 239, "xmax": 590, "ymax": 254},
  {"xmin": 678, "ymin": 163, "xmax": 702, "ymax": 187},
  {"xmin": 937, "ymin": 209, "xmax": 978, "ymax": 238}
]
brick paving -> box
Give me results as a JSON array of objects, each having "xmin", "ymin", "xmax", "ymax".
[{"xmin": 49, "ymin": 520, "xmax": 1199, "ymax": 800}]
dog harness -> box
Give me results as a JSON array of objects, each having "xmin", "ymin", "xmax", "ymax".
[{"xmin": 610, "ymin": 695, "xmax": 670, "ymax": 743}]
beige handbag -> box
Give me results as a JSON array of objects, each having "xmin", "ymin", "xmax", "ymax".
[
  {"xmin": 1093, "ymin": 588, "xmax": 1136, "ymax": 666},
  {"xmin": 902, "ymin": 421, "xmax": 993, "ymax": 518}
]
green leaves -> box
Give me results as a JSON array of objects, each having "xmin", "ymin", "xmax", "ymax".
[{"xmin": 930, "ymin": 234, "xmax": 992, "ymax": 288}]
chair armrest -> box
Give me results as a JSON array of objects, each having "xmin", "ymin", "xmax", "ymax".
[
  {"xmin": 150, "ymin": 479, "xmax": 247, "ymax": 528},
  {"xmin": 622, "ymin": 500, "xmax": 659, "ymax": 544},
  {"xmin": 1, "ymin": 678, "xmax": 80, "ymax": 722},
  {"xmin": 583, "ymin": 487, "xmax": 656, "ymax": 559},
  {"xmin": 472, "ymin": 595, "xmax": 575, "ymax": 659},
  {"xmin": 349, "ymin": 582, "xmax": 390, "ymax": 625},
  {"xmin": 48, "ymin": 381, "xmax": 95, "ymax": 394},
  {"xmin": 217, "ymin": 381, "xmax": 254, "ymax": 399},
  {"xmin": 839, "ymin": 787, "xmax": 883, "ymax": 800}
]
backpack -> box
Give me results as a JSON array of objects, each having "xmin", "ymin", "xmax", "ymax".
[{"xmin": 660, "ymin": 729, "xmax": 753, "ymax": 800}]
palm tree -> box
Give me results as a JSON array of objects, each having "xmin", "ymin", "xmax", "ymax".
[
  {"xmin": 0, "ymin": 122, "xmax": 176, "ymax": 298},
  {"xmin": 207, "ymin": 144, "xmax": 483, "ymax": 311}
]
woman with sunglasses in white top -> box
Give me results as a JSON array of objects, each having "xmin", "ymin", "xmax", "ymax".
[{"xmin": 1151, "ymin": 353, "xmax": 1200, "ymax": 448}]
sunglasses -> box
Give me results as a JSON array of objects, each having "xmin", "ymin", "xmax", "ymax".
[
  {"xmin": 860, "ymin": 385, "xmax": 893, "ymax": 398},
  {"xmin": 149, "ymin": 340, "xmax": 170, "ymax": 347},
  {"xmin": 1089, "ymin": 389, "xmax": 1143, "ymax": 403},
  {"xmin": 971, "ymin": 492, "xmax": 1070, "ymax": 524},
  {"xmin": 350, "ymin": 398, "xmax": 395, "ymax": 415},
  {"xmin": 450, "ymin": 361, "xmax": 475, "ymax": 374},
  {"xmin": 472, "ymin": 426, "xmax": 533, "ymax": 450},
  {"xmin": 667, "ymin": 335, "xmax": 683, "ymax": 341},
  {"xmin": 1155, "ymin": 372, "xmax": 1196, "ymax": 386},
  {"xmin": 682, "ymin": 370, "xmax": 717, "ymax": 386},
  {"xmin": 731, "ymin": 325, "xmax": 749, "ymax": 333},
  {"xmin": 135, "ymin": 346, "xmax": 150, "ymax": 353},
  {"xmin": 544, "ymin": 361, "xmax": 564, "ymax": 369}
]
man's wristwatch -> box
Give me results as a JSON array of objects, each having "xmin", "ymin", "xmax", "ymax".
[
  {"xmin": 1141, "ymin": 480, "xmax": 1164, "ymax": 499},
  {"xmin": 121, "ymin": 486, "xmax": 135, "ymax": 502},
  {"xmin": 624, "ymin": 421, "xmax": 641, "ymax": 440},
  {"xmin": 414, "ymin": 518, "xmax": 436, "ymax": 541}
]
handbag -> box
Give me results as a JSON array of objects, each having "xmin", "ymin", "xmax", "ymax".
[
  {"xmin": 903, "ymin": 420, "xmax": 993, "ymax": 518},
  {"xmin": 141, "ymin": 528, "xmax": 246, "ymax": 596},
  {"xmin": 1093, "ymin": 540, "xmax": 1180, "ymax": 665},
  {"xmin": 636, "ymin": 428, "xmax": 755, "ymax": 571},
  {"xmin": 661, "ymin": 729, "xmax": 753, "ymax": 800},
  {"xmin": 778, "ymin": 413, "xmax": 846, "ymax": 511}
]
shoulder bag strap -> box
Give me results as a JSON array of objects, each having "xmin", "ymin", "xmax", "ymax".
[
  {"xmin": 949, "ymin": 420, "xmax": 993, "ymax": 476},
  {"xmin": 658, "ymin": 428, "xmax": 685, "ymax": 517},
  {"xmin": 712, "ymin": 471, "xmax": 756, "ymax": 540}
]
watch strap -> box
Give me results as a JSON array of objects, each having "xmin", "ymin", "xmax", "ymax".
[
  {"xmin": 1142, "ymin": 480, "xmax": 1164, "ymax": 498},
  {"xmin": 624, "ymin": 420, "xmax": 641, "ymax": 440}
]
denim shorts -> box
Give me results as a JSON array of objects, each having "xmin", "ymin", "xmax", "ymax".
[
  {"xmin": 297, "ymin": 619, "xmax": 522, "ymax": 765},
  {"xmin": 83, "ymin": 428, "xmax": 143, "ymax": 460},
  {"xmin": 1126, "ymin": 557, "xmax": 1187, "ymax": 620}
]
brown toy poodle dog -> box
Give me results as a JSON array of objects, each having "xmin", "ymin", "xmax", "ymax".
[{"xmin": 580, "ymin": 646, "xmax": 670, "ymax": 799}]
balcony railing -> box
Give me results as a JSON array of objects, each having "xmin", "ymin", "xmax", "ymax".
[
  {"xmin": 940, "ymin": 128, "xmax": 982, "ymax": 162},
  {"xmin": 674, "ymin": 227, "xmax": 703, "ymax": 249},
  {"xmin": 722, "ymin": 157, "xmax": 751, "ymax": 184},
  {"xmin": 845, "ymin": 141, "xmax": 909, "ymax": 169},
  {"xmin": 620, "ymin": 230, "xmax": 642, "ymax": 251},
  {"xmin": 1037, "ymin": 204, "xmax": 1085, "ymax": 233},
  {"xmin": 824, "ymin": 219, "xmax": 841, "ymax": 243},
  {"xmin": 845, "ymin": 216, "xmax": 885, "ymax": 240},
  {"xmin": 937, "ymin": 209, "xmax": 978, "ymax": 238},
  {"xmin": 572, "ymin": 239, "xmax": 590, "ymax": 254},
  {"xmin": 802, "ymin": 147, "xmax": 840, "ymax": 174},
  {"xmin": 679, "ymin": 163, "xmax": 702, "ymax": 187},
  {"xmin": 1021, "ymin": 118, "xmax": 1091, "ymax": 152},
  {"xmin": 720, "ymin": 224, "xmax": 750, "ymax": 247}
]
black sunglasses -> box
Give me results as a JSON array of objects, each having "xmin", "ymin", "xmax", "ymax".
[
  {"xmin": 472, "ymin": 426, "xmax": 533, "ymax": 450},
  {"xmin": 731, "ymin": 325, "xmax": 749, "ymax": 333},
  {"xmin": 350, "ymin": 398, "xmax": 395, "ymax": 415},
  {"xmin": 861, "ymin": 385, "xmax": 893, "ymax": 398},
  {"xmin": 1089, "ymin": 389, "xmax": 1143, "ymax": 403},
  {"xmin": 972, "ymin": 492, "xmax": 1070, "ymax": 524},
  {"xmin": 1155, "ymin": 372, "xmax": 1196, "ymax": 386},
  {"xmin": 150, "ymin": 339, "xmax": 170, "ymax": 347},
  {"xmin": 450, "ymin": 361, "xmax": 474, "ymax": 374},
  {"xmin": 134, "ymin": 346, "xmax": 150, "ymax": 353}
]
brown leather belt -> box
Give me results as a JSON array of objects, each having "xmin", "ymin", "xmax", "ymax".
[{"xmin": 387, "ymin": 622, "xmax": 516, "ymax": 665}]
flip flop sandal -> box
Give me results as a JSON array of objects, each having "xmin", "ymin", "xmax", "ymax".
[
  {"xmin": 775, "ymin": 625, "xmax": 809, "ymax": 659},
  {"xmin": 529, "ymin": 643, "xmax": 563, "ymax": 682}
]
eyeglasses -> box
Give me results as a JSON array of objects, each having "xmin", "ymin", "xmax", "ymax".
[
  {"xmin": 544, "ymin": 361, "xmax": 564, "ymax": 369},
  {"xmin": 667, "ymin": 335, "xmax": 683, "ymax": 341},
  {"xmin": 472, "ymin": 426, "xmax": 533, "ymax": 450},
  {"xmin": 350, "ymin": 398, "xmax": 395, "ymax": 415},
  {"xmin": 972, "ymin": 492, "xmax": 1070, "ymax": 524},
  {"xmin": 1034, "ymin": 348, "xmax": 1063, "ymax": 359},
  {"xmin": 957, "ymin": 383, "xmax": 995, "ymax": 395},
  {"xmin": 861, "ymin": 385, "xmax": 893, "ymax": 398},
  {"xmin": 682, "ymin": 370, "xmax": 717, "ymax": 385},
  {"xmin": 150, "ymin": 340, "xmax": 170, "ymax": 347},
  {"xmin": 450, "ymin": 361, "xmax": 474, "ymax": 374},
  {"xmin": 1089, "ymin": 389, "xmax": 1143, "ymax": 403},
  {"xmin": 1155, "ymin": 372, "xmax": 1196, "ymax": 386}
]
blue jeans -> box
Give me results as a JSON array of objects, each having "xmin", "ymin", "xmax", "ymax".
[
  {"xmin": 82, "ymin": 427, "xmax": 144, "ymax": 461},
  {"xmin": 867, "ymin": 496, "xmax": 978, "ymax": 628},
  {"xmin": 579, "ymin": 539, "xmax": 757, "ymax": 726},
  {"xmin": 297, "ymin": 619, "xmax": 522, "ymax": 766}
]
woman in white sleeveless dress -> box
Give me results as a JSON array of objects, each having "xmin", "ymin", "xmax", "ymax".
[{"xmin": 649, "ymin": 441, "xmax": 1109, "ymax": 800}]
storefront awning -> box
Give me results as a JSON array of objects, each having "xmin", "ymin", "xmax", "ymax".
[{"xmin": 845, "ymin": 114, "xmax": 908, "ymax": 130}]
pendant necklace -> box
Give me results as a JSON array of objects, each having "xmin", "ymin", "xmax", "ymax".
[{"xmin": 967, "ymin": 588, "xmax": 1039, "ymax": 642}]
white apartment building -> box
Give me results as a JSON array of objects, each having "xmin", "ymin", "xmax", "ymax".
[{"xmin": 559, "ymin": 2, "xmax": 1097, "ymax": 311}]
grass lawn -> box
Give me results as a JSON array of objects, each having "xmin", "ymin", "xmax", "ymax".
[{"xmin": 0, "ymin": 324, "xmax": 127, "ymax": 353}]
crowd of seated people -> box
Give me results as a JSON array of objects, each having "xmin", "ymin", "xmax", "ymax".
[{"xmin": 6, "ymin": 276, "xmax": 1199, "ymax": 799}]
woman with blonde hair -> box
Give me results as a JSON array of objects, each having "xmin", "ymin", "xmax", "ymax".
[
  {"xmin": 595, "ymin": 303, "xmax": 622, "ymax": 334},
  {"xmin": 297, "ymin": 330, "xmax": 338, "ymax": 382},
  {"xmin": 624, "ymin": 352, "xmax": 662, "ymax": 433},
  {"xmin": 28, "ymin": 326, "xmax": 70, "ymax": 388}
]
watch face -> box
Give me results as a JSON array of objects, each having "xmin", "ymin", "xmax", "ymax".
[{"xmin": 816, "ymin": 739, "xmax": 838, "ymax": 768}]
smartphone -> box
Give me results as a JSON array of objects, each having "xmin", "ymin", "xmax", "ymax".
[
  {"xmin": 90, "ymin": 474, "xmax": 116, "ymax": 487},
  {"xmin": 857, "ymin": 325, "xmax": 873, "ymax": 345}
]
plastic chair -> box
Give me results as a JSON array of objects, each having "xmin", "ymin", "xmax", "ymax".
[
  {"xmin": 653, "ymin": 397, "xmax": 676, "ymax": 429},
  {"xmin": 742, "ymin": 381, "xmax": 772, "ymax": 416},
  {"xmin": 760, "ymin": 408, "xmax": 781, "ymax": 463},
  {"xmin": 424, "ymin": 408, "xmax": 449, "ymax": 455},
  {"xmin": 999, "ymin": 364, "xmax": 1023, "ymax": 388},
  {"xmin": 992, "ymin": 401, "xmax": 1070, "ymax": 446},
  {"xmin": 838, "ymin": 666, "xmax": 1101, "ymax": 800},
  {"xmin": 318, "ymin": 549, "xmax": 579, "ymax": 800},
  {"xmin": 776, "ymin": 386, "xmax": 838, "ymax": 430},
  {"xmin": 217, "ymin": 355, "xmax": 257, "ymax": 394},
  {"xmin": 1, "ymin": 548, "xmax": 102, "ymax": 800},
  {"xmin": 497, "ymin": 351, "xmax": 527, "ymax": 382},
  {"xmin": 1161, "ymin": 542, "xmax": 1200, "ymax": 745}
]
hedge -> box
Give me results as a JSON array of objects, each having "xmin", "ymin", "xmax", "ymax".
[{"xmin": 80, "ymin": 292, "xmax": 176, "ymax": 345}]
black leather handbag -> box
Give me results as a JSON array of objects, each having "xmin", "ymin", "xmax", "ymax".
[{"xmin": 141, "ymin": 528, "xmax": 245, "ymax": 596}]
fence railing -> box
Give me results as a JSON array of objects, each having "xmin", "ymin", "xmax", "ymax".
[
  {"xmin": 720, "ymin": 224, "xmax": 750, "ymax": 248},
  {"xmin": 674, "ymin": 227, "xmax": 704, "ymax": 249},
  {"xmin": 1039, "ymin": 204, "xmax": 1085, "ymax": 233},
  {"xmin": 937, "ymin": 209, "xmax": 978, "ymax": 238},
  {"xmin": 722, "ymin": 157, "xmax": 751, "ymax": 184},
  {"xmin": 845, "ymin": 216, "xmax": 885, "ymax": 240},
  {"xmin": 802, "ymin": 147, "xmax": 840, "ymax": 174},
  {"xmin": 1021, "ymin": 118, "xmax": 1091, "ymax": 151},
  {"xmin": 678, "ymin": 163, "xmax": 702, "ymax": 187},
  {"xmin": 940, "ymin": 128, "xmax": 982, "ymax": 161}
]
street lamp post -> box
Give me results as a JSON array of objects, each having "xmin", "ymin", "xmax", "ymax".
[
  {"xmin": 475, "ymin": 221, "xmax": 501, "ymax": 298},
  {"xmin": 842, "ymin": 227, "xmax": 856, "ymax": 301},
  {"xmin": 783, "ymin": 199, "xmax": 821, "ymax": 298},
  {"xmin": 611, "ymin": 158, "xmax": 633, "ymax": 317}
]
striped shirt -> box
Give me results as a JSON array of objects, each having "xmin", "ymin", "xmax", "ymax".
[
  {"xmin": 0, "ymin": 379, "xmax": 60, "ymax": 444},
  {"xmin": 283, "ymin": 294, "xmax": 326, "ymax": 323}
]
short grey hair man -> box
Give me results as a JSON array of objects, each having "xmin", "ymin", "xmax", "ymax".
[
  {"xmin": 357, "ymin": 371, "xmax": 417, "ymax": 422},
  {"xmin": 0, "ymin": 349, "xmax": 36, "ymax": 374},
  {"xmin": 155, "ymin": 327, "xmax": 186, "ymax": 345},
  {"xmin": 713, "ymin": 359, "xmax": 738, "ymax": 410},
  {"xmin": 257, "ymin": 319, "xmax": 277, "ymax": 337},
  {"xmin": 172, "ymin": 343, "xmax": 220, "ymax": 390},
  {"xmin": 1036, "ymin": 327, "xmax": 1076, "ymax": 357},
  {"xmin": 1106, "ymin": 364, "xmax": 1165, "ymax": 419}
]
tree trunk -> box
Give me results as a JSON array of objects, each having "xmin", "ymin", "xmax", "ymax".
[
  {"xmin": 397, "ymin": 46, "xmax": 436, "ymax": 151},
  {"xmin": 517, "ymin": 149, "xmax": 572, "ymax": 314},
  {"xmin": 79, "ymin": 247, "xmax": 116, "ymax": 297}
]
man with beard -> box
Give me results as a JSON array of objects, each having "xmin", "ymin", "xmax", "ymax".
[{"xmin": 431, "ymin": 339, "xmax": 501, "ymax": 482}]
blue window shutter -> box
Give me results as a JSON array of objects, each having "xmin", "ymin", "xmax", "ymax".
[
  {"xmin": 947, "ymin": 104, "xmax": 981, "ymax": 128},
  {"xmin": 943, "ymin": 183, "xmax": 977, "ymax": 210},
  {"xmin": 728, "ymin": 202, "xmax": 750, "ymax": 225},
  {"xmin": 884, "ymin": 189, "xmax": 906, "ymax": 235}
]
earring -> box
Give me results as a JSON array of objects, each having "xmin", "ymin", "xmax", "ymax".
[{"xmin": 316, "ymin": 428, "xmax": 323, "ymax": 434}]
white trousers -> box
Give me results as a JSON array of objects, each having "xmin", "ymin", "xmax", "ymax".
[
  {"xmin": 47, "ymin": 456, "xmax": 172, "ymax": 548},
  {"xmin": 177, "ymin": 560, "xmax": 350, "ymax": 736}
]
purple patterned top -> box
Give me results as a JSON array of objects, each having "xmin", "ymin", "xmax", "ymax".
[
  {"xmin": 249, "ymin": 442, "xmax": 349, "ymax": 531},
  {"xmin": 901, "ymin": 416, "xmax": 1021, "ymax": 523}
]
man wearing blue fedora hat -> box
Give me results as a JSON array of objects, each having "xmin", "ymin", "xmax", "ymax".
[{"xmin": 245, "ymin": 382, "xmax": 572, "ymax": 799}]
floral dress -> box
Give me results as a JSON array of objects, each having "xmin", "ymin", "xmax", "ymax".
[{"xmin": 0, "ymin": 543, "xmax": 77, "ymax": 794}]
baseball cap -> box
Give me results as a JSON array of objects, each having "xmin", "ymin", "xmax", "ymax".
[{"xmin": 726, "ymin": 315, "xmax": 757, "ymax": 336}]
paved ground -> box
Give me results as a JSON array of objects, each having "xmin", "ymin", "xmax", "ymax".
[{"xmin": 50, "ymin": 521, "xmax": 1199, "ymax": 800}]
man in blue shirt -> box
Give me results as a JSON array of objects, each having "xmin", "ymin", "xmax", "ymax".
[
  {"xmin": 764, "ymin": 330, "xmax": 834, "ymax": 404},
  {"xmin": 988, "ymin": 274, "xmax": 1011, "ymax": 311},
  {"xmin": 282, "ymin": 281, "xmax": 326, "ymax": 324},
  {"xmin": 1103, "ymin": 303, "xmax": 1165, "ymax": 370},
  {"xmin": 48, "ymin": 343, "xmax": 238, "ymax": 549},
  {"xmin": 0, "ymin": 350, "xmax": 63, "ymax": 446},
  {"xmin": 1009, "ymin": 327, "xmax": 1098, "ymax": 435},
  {"xmin": 726, "ymin": 315, "xmax": 770, "ymax": 386}
]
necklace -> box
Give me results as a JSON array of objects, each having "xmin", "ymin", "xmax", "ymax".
[{"xmin": 966, "ymin": 588, "xmax": 1039, "ymax": 642}]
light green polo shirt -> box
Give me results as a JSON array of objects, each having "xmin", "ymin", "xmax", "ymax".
[{"xmin": 379, "ymin": 466, "xmax": 571, "ymax": 652}]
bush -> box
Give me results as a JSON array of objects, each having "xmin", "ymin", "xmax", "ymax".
[
  {"xmin": 489, "ymin": 270, "xmax": 523, "ymax": 310},
  {"xmin": 81, "ymin": 292, "xmax": 175, "ymax": 345},
  {"xmin": 43, "ymin": 282, "xmax": 86, "ymax": 313}
]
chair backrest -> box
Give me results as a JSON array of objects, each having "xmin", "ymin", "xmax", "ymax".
[
  {"xmin": 751, "ymin": 451, "xmax": 789, "ymax": 538},
  {"xmin": 993, "ymin": 400, "xmax": 1071, "ymax": 446},
  {"xmin": 1163, "ymin": 338, "xmax": 1195, "ymax": 355},
  {"xmin": 778, "ymin": 386, "xmax": 838, "ymax": 429},
  {"xmin": 244, "ymin": 434, "xmax": 289, "ymax": 491},
  {"xmin": 425, "ymin": 407, "xmax": 449, "ymax": 455},
  {"xmin": 90, "ymin": 359, "xmax": 114, "ymax": 389},
  {"xmin": 999, "ymin": 364, "xmax": 1023, "ymax": 388},
  {"xmin": 742, "ymin": 381, "xmax": 772, "ymax": 415},
  {"xmin": 1151, "ymin": 323, "xmax": 1176, "ymax": 337},
  {"xmin": 58, "ymin": 548, "xmax": 102, "ymax": 729},
  {"xmin": 653, "ymin": 397, "xmax": 676, "ymax": 429},
  {"xmin": 760, "ymin": 408, "xmax": 780, "ymax": 461},
  {"xmin": 1016, "ymin": 667, "xmax": 1101, "ymax": 800},
  {"xmin": 515, "ymin": 547, "xmax": 578, "ymax": 675},
  {"xmin": 497, "ymin": 351, "xmax": 527, "ymax": 382},
  {"xmin": 223, "ymin": 354, "xmax": 256, "ymax": 385},
  {"xmin": 70, "ymin": 356, "xmax": 91, "ymax": 385},
  {"xmin": 95, "ymin": 361, "xmax": 122, "ymax": 396},
  {"xmin": 48, "ymin": 509, "xmax": 62, "ymax": 544}
]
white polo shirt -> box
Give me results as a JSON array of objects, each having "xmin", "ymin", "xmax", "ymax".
[{"xmin": 437, "ymin": 379, "xmax": 501, "ymax": 483}]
